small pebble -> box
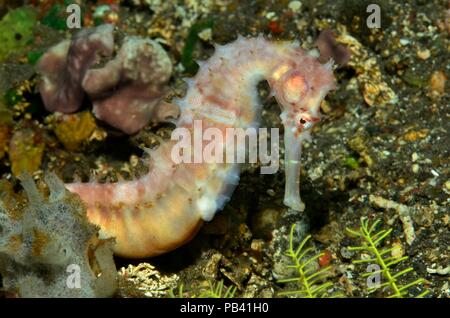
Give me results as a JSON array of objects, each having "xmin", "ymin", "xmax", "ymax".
[
  {"xmin": 391, "ymin": 241, "xmax": 404, "ymax": 258},
  {"xmin": 399, "ymin": 38, "xmax": 410, "ymax": 45},
  {"xmin": 445, "ymin": 180, "xmax": 450, "ymax": 191},
  {"xmin": 430, "ymin": 71, "xmax": 446, "ymax": 94},
  {"xmin": 250, "ymin": 239, "xmax": 265, "ymax": 252},
  {"xmin": 130, "ymin": 154, "xmax": 139, "ymax": 167},
  {"xmin": 318, "ymin": 250, "xmax": 332, "ymax": 267},
  {"xmin": 340, "ymin": 247, "xmax": 355, "ymax": 260},
  {"xmin": 288, "ymin": 1, "xmax": 302, "ymax": 12},
  {"xmin": 265, "ymin": 12, "xmax": 276, "ymax": 19},
  {"xmin": 198, "ymin": 28, "xmax": 212, "ymax": 41},
  {"xmin": 431, "ymin": 169, "xmax": 439, "ymax": 177},
  {"xmin": 417, "ymin": 48, "xmax": 430, "ymax": 60}
]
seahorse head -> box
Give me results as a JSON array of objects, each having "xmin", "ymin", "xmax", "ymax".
[
  {"xmin": 268, "ymin": 48, "xmax": 336, "ymax": 211},
  {"xmin": 269, "ymin": 52, "xmax": 336, "ymax": 136}
]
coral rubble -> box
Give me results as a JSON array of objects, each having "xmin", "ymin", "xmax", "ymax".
[
  {"xmin": 37, "ymin": 24, "xmax": 115, "ymax": 114},
  {"xmin": 37, "ymin": 24, "xmax": 174, "ymax": 134},
  {"xmin": 315, "ymin": 29, "xmax": 351, "ymax": 65},
  {"xmin": 52, "ymin": 111, "xmax": 98, "ymax": 151},
  {"xmin": 84, "ymin": 36, "xmax": 174, "ymax": 134},
  {"xmin": 0, "ymin": 174, "xmax": 117, "ymax": 297},
  {"xmin": 8, "ymin": 128, "xmax": 45, "ymax": 177}
]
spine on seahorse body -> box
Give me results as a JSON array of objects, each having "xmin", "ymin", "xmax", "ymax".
[{"xmin": 65, "ymin": 36, "xmax": 336, "ymax": 258}]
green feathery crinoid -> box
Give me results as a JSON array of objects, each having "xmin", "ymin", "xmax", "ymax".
[
  {"xmin": 346, "ymin": 217, "xmax": 429, "ymax": 298},
  {"xmin": 278, "ymin": 224, "xmax": 339, "ymax": 298},
  {"xmin": 169, "ymin": 280, "xmax": 236, "ymax": 298}
]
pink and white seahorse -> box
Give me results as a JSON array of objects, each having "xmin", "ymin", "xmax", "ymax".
[{"xmin": 65, "ymin": 36, "xmax": 336, "ymax": 258}]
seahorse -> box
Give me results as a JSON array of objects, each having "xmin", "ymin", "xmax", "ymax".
[{"xmin": 65, "ymin": 36, "xmax": 336, "ymax": 258}]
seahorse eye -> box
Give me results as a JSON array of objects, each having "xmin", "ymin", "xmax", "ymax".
[
  {"xmin": 303, "ymin": 121, "xmax": 313, "ymax": 130},
  {"xmin": 297, "ymin": 114, "xmax": 314, "ymax": 130},
  {"xmin": 283, "ymin": 71, "xmax": 308, "ymax": 104}
]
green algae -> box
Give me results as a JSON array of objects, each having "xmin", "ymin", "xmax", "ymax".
[
  {"xmin": 0, "ymin": 7, "xmax": 37, "ymax": 62},
  {"xmin": 41, "ymin": 4, "xmax": 67, "ymax": 31},
  {"xmin": 181, "ymin": 20, "xmax": 214, "ymax": 74},
  {"xmin": 3, "ymin": 88, "xmax": 24, "ymax": 108},
  {"xmin": 344, "ymin": 156, "xmax": 359, "ymax": 169},
  {"xmin": 27, "ymin": 50, "xmax": 44, "ymax": 66}
]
